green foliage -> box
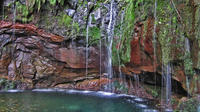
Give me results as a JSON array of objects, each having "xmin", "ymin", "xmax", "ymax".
[
  {"xmin": 184, "ymin": 51, "xmax": 194, "ymax": 76},
  {"xmin": 82, "ymin": 26, "xmax": 101, "ymax": 45},
  {"xmin": 144, "ymin": 85, "xmax": 160, "ymax": 98},
  {"xmin": 171, "ymin": 97, "xmax": 178, "ymax": 105},
  {"xmin": 13, "ymin": 0, "xmax": 65, "ymax": 23},
  {"xmin": 112, "ymin": 0, "xmax": 155, "ymax": 66},
  {"xmin": 71, "ymin": 22, "xmax": 80, "ymax": 38},
  {"xmin": 58, "ymin": 14, "xmax": 72, "ymax": 27},
  {"xmin": 113, "ymin": 81, "xmax": 128, "ymax": 93},
  {"xmin": 15, "ymin": 1, "xmax": 32, "ymax": 23},
  {"xmin": 157, "ymin": 0, "xmax": 173, "ymax": 65},
  {"xmin": 111, "ymin": 0, "xmax": 136, "ymax": 65},
  {"xmin": 177, "ymin": 98, "xmax": 199, "ymax": 112},
  {"xmin": 49, "ymin": 0, "xmax": 57, "ymax": 5},
  {"xmin": 88, "ymin": 27, "xmax": 101, "ymax": 45},
  {"xmin": 0, "ymin": 78, "xmax": 16, "ymax": 90}
]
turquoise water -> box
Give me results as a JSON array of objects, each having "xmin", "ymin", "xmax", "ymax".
[{"xmin": 0, "ymin": 90, "xmax": 157, "ymax": 112}]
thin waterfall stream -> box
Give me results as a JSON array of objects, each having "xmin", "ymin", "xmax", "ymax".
[
  {"xmin": 185, "ymin": 37, "xmax": 191, "ymax": 96},
  {"xmin": 86, "ymin": 14, "xmax": 92, "ymax": 79},
  {"xmin": 153, "ymin": 0, "xmax": 157, "ymax": 79},
  {"xmin": 0, "ymin": 0, "xmax": 199, "ymax": 111},
  {"xmin": 117, "ymin": 10, "xmax": 125, "ymax": 85},
  {"xmin": 161, "ymin": 63, "xmax": 172, "ymax": 111},
  {"xmin": 106, "ymin": 0, "xmax": 116, "ymax": 92}
]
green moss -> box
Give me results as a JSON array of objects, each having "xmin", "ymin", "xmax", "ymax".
[
  {"xmin": 58, "ymin": 14, "xmax": 72, "ymax": 27},
  {"xmin": 111, "ymin": 0, "xmax": 136, "ymax": 65},
  {"xmin": 83, "ymin": 26, "xmax": 101, "ymax": 45},
  {"xmin": 0, "ymin": 78, "xmax": 17, "ymax": 90},
  {"xmin": 177, "ymin": 98, "xmax": 199, "ymax": 112},
  {"xmin": 113, "ymin": 81, "xmax": 128, "ymax": 94},
  {"xmin": 184, "ymin": 51, "xmax": 194, "ymax": 76},
  {"xmin": 157, "ymin": 0, "xmax": 174, "ymax": 65},
  {"xmin": 144, "ymin": 85, "xmax": 160, "ymax": 98}
]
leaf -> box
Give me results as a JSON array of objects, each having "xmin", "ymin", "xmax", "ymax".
[
  {"xmin": 49, "ymin": 0, "xmax": 56, "ymax": 5},
  {"xmin": 42, "ymin": 0, "xmax": 46, "ymax": 4},
  {"xmin": 37, "ymin": 0, "xmax": 41, "ymax": 12},
  {"xmin": 27, "ymin": 0, "xmax": 35, "ymax": 8}
]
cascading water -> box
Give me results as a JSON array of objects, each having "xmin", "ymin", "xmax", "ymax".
[
  {"xmin": 185, "ymin": 37, "xmax": 191, "ymax": 96},
  {"xmin": 153, "ymin": 0, "xmax": 157, "ymax": 76},
  {"xmin": 165, "ymin": 63, "xmax": 172, "ymax": 106},
  {"xmin": 133, "ymin": 74, "xmax": 140, "ymax": 96},
  {"xmin": 85, "ymin": 14, "xmax": 92, "ymax": 79},
  {"xmin": 161, "ymin": 63, "xmax": 172, "ymax": 110},
  {"xmin": 99, "ymin": 17, "xmax": 105, "ymax": 78},
  {"xmin": 106, "ymin": 0, "xmax": 116, "ymax": 92},
  {"xmin": 117, "ymin": 10, "xmax": 125, "ymax": 85}
]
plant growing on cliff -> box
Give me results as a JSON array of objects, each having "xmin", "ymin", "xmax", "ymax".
[
  {"xmin": 0, "ymin": 78, "xmax": 16, "ymax": 90},
  {"xmin": 111, "ymin": 0, "xmax": 136, "ymax": 65},
  {"xmin": 58, "ymin": 14, "xmax": 72, "ymax": 27},
  {"xmin": 13, "ymin": 0, "xmax": 65, "ymax": 23},
  {"xmin": 88, "ymin": 27, "xmax": 101, "ymax": 45},
  {"xmin": 177, "ymin": 98, "xmax": 199, "ymax": 112},
  {"xmin": 184, "ymin": 51, "xmax": 194, "ymax": 76},
  {"xmin": 112, "ymin": 0, "xmax": 155, "ymax": 65},
  {"xmin": 157, "ymin": 0, "xmax": 174, "ymax": 65}
]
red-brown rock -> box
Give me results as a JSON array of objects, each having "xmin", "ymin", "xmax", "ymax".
[
  {"xmin": 54, "ymin": 47, "xmax": 99, "ymax": 69},
  {"xmin": 130, "ymin": 22, "xmax": 144, "ymax": 66},
  {"xmin": 0, "ymin": 21, "xmax": 12, "ymax": 28},
  {"xmin": 130, "ymin": 17, "xmax": 155, "ymax": 69},
  {"xmin": 0, "ymin": 21, "xmax": 64, "ymax": 42}
]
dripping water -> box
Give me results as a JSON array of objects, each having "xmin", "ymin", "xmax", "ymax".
[
  {"xmin": 129, "ymin": 77, "xmax": 134, "ymax": 93},
  {"xmin": 153, "ymin": 0, "xmax": 157, "ymax": 91},
  {"xmin": 161, "ymin": 63, "xmax": 172, "ymax": 110},
  {"xmin": 117, "ymin": 10, "xmax": 125, "ymax": 85},
  {"xmin": 106, "ymin": 0, "xmax": 116, "ymax": 92},
  {"xmin": 166, "ymin": 63, "xmax": 172, "ymax": 106},
  {"xmin": 185, "ymin": 37, "xmax": 190, "ymax": 96},
  {"xmin": 185, "ymin": 37, "xmax": 190, "ymax": 58},
  {"xmin": 133, "ymin": 74, "xmax": 140, "ymax": 96},
  {"xmin": 86, "ymin": 14, "xmax": 92, "ymax": 79},
  {"xmin": 99, "ymin": 17, "xmax": 105, "ymax": 89}
]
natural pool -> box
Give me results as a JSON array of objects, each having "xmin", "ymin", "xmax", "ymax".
[{"xmin": 0, "ymin": 89, "xmax": 158, "ymax": 112}]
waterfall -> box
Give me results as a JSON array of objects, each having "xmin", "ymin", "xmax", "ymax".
[
  {"xmin": 185, "ymin": 37, "xmax": 191, "ymax": 96},
  {"xmin": 117, "ymin": 10, "xmax": 125, "ymax": 85},
  {"xmin": 106, "ymin": 0, "xmax": 116, "ymax": 92},
  {"xmin": 86, "ymin": 14, "xmax": 92, "ymax": 79},
  {"xmin": 185, "ymin": 38, "xmax": 190, "ymax": 53},
  {"xmin": 99, "ymin": 17, "xmax": 105, "ymax": 90},
  {"xmin": 153, "ymin": 0, "xmax": 157, "ymax": 72},
  {"xmin": 161, "ymin": 63, "xmax": 172, "ymax": 110},
  {"xmin": 133, "ymin": 74, "xmax": 139, "ymax": 96},
  {"xmin": 165, "ymin": 63, "xmax": 172, "ymax": 105}
]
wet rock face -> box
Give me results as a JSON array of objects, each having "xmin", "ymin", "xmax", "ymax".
[
  {"xmin": 130, "ymin": 17, "xmax": 155, "ymax": 69},
  {"xmin": 127, "ymin": 16, "xmax": 200, "ymax": 94},
  {"xmin": 0, "ymin": 21, "xmax": 104, "ymax": 89},
  {"xmin": 53, "ymin": 47, "xmax": 99, "ymax": 69}
]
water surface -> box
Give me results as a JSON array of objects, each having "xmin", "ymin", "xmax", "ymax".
[{"xmin": 0, "ymin": 90, "xmax": 157, "ymax": 112}]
